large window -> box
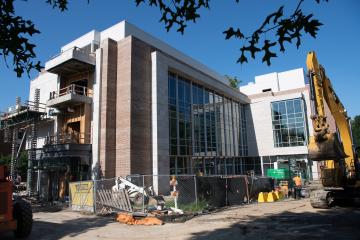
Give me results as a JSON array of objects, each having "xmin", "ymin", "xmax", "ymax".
[
  {"xmin": 168, "ymin": 72, "xmax": 249, "ymax": 175},
  {"xmin": 271, "ymin": 98, "xmax": 307, "ymax": 147},
  {"xmin": 168, "ymin": 73, "xmax": 177, "ymax": 155}
]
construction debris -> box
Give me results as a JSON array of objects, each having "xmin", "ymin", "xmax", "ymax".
[{"xmin": 112, "ymin": 176, "xmax": 165, "ymax": 210}]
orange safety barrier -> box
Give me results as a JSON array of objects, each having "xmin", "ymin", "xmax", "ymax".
[{"xmin": 116, "ymin": 213, "xmax": 163, "ymax": 226}]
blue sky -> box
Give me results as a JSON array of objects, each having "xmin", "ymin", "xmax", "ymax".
[{"xmin": 1, "ymin": 0, "xmax": 359, "ymax": 117}]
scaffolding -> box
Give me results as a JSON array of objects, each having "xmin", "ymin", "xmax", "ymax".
[{"xmin": 0, "ymin": 89, "xmax": 47, "ymax": 196}]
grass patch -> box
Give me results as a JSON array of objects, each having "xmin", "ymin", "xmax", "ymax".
[{"xmin": 165, "ymin": 198, "xmax": 208, "ymax": 212}]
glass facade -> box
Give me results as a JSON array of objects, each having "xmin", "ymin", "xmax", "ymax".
[
  {"xmin": 168, "ymin": 72, "xmax": 252, "ymax": 175},
  {"xmin": 271, "ymin": 98, "xmax": 307, "ymax": 147}
]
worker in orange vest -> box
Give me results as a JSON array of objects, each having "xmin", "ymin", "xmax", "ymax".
[{"xmin": 292, "ymin": 174, "xmax": 302, "ymax": 200}]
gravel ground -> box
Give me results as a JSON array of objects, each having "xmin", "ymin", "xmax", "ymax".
[{"xmin": 2, "ymin": 198, "xmax": 360, "ymax": 240}]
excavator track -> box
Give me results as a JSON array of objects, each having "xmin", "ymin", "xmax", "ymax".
[
  {"xmin": 310, "ymin": 189, "xmax": 332, "ymax": 209},
  {"xmin": 309, "ymin": 181, "xmax": 334, "ymax": 209}
]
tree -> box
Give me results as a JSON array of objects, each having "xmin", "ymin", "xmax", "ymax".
[
  {"xmin": 352, "ymin": 115, "xmax": 360, "ymax": 147},
  {"xmin": 0, "ymin": 153, "xmax": 11, "ymax": 167},
  {"xmin": 0, "ymin": 151, "xmax": 27, "ymax": 179},
  {"xmin": 0, "ymin": 0, "xmax": 72, "ymax": 77},
  {"xmin": 1, "ymin": 0, "xmax": 327, "ymax": 77},
  {"xmin": 225, "ymin": 75, "xmax": 241, "ymax": 89}
]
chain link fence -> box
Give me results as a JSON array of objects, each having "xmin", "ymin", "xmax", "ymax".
[
  {"xmin": 70, "ymin": 175, "xmax": 274, "ymax": 214},
  {"xmin": 69, "ymin": 175, "xmax": 274, "ymax": 214}
]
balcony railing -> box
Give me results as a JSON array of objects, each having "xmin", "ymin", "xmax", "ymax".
[
  {"xmin": 47, "ymin": 84, "xmax": 92, "ymax": 108},
  {"xmin": 45, "ymin": 132, "xmax": 91, "ymax": 145},
  {"xmin": 48, "ymin": 46, "xmax": 93, "ymax": 61},
  {"xmin": 49, "ymin": 84, "xmax": 92, "ymax": 100},
  {"xmin": 45, "ymin": 47, "xmax": 96, "ymax": 75}
]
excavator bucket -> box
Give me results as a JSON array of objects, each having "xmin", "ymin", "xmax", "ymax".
[{"xmin": 308, "ymin": 133, "xmax": 348, "ymax": 161}]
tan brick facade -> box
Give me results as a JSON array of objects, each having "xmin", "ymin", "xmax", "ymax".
[
  {"xmin": 99, "ymin": 39, "xmax": 118, "ymax": 178},
  {"xmin": 99, "ymin": 36, "xmax": 154, "ymax": 178}
]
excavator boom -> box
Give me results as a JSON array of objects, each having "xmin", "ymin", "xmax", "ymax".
[{"xmin": 306, "ymin": 51, "xmax": 357, "ymax": 178}]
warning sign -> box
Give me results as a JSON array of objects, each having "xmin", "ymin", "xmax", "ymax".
[{"xmin": 69, "ymin": 180, "xmax": 94, "ymax": 212}]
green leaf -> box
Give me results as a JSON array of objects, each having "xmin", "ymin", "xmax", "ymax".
[
  {"xmin": 262, "ymin": 40, "xmax": 277, "ymax": 66},
  {"xmin": 304, "ymin": 19, "xmax": 323, "ymax": 38},
  {"xmin": 237, "ymin": 49, "xmax": 248, "ymax": 64},
  {"xmin": 223, "ymin": 27, "xmax": 235, "ymax": 39},
  {"xmin": 223, "ymin": 27, "xmax": 244, "ymax": 40}
]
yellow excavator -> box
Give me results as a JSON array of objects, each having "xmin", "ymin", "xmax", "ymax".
[{"xmin": 306, "ymin": 51, "xmax": 360, "ymax": 208}]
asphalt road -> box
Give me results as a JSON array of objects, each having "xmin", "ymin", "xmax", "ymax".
[{"xmin": 2, "ymin": 199, "xmax": 360, "ymax": 240}]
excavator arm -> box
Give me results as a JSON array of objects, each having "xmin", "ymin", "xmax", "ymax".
[{"xmin": 306, "ymin": 51, "xmax": 357, "ymax": 179}]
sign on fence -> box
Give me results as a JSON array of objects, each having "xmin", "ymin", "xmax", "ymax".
[{"xmin": 69, "ymin": 180, "xmax": 94, "ymax": 213}]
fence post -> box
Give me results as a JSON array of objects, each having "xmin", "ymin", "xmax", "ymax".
[
  {"xmin": 69, "ymin": 182, "xmax": 72, "ymax": 209},
  {"xmin": 194, "ymin": 175, "xmax": 198, "ymax": 206},
  {"xmin": 93, "ymin": 180, "xmax": 96, "ymax": 214},
  {"xmin": 225, "ymin": 178, "xmax": 228, "ymax": 206},
  {"xmin": 142, "ymin": 175, "xmax": 145, "ymax": 213},
  {"xmin": 245, "ymin": 176, "xmax": 250, "ymax": 204}
]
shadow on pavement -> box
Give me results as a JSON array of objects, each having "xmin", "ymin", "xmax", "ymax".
[
  {"xmin": 189, "ymin": 207, "xmax": 360, "ymax": 240},
  {"xmin": 0, "ymin": 214, "xmax": 113, "ymax": 240}
]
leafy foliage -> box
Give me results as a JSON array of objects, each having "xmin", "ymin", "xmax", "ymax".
[
  {"xmin": 46, "ymin": 0, "xmax": 71, "ymax": 11},
  {"xmin": 352, "ymin": 115, "xmax": 360, "ymax": 147},
  {"xmin": 0, "ymin": 151, "xmax": 28, "ymax": 179},
  {"xmin": 0, "ymin": 153, "xmax": 11, "ymax": 167},
  {"xmin": 0, "ymin": 0, "xmax": 74, "ymax": 77},
  {"xmin": 1, "ymin": 0, "xmax": 328, "ymax": 77},
  {"xmin": 223, "ymin": 0, "xmax": 327, "ymax": 65},
  {"xmin": 135, "ymin": 0, "xmax": 327, "ymax": 65},
  {"xmin": 0, "ymin": 0, "xmax": 41, "ymax": 77},
  {"xmin": 225, "ymin": 75, "xmax": 241, "ymax": 89},
  {"xmin": 135, "ymin": 0, "xmax": 210, "ymax": 34}
]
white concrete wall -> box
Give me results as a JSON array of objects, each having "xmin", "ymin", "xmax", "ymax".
[
  {"xmin": 151, "ymin": 51, "xmax": 169, "ymax": 193},
  {"xmin": 29, "ymin": 71, "xmax": 58, "ymax": 113},
  {"xmin": 254, "ymin": 72, "xmax": 280, "ymax": 92},
  {"xmin": 247, "ymin": 90, "xmax": 312, "ymax": 157},
  {"xmin": 240, "ymin": 68, "xmax": 305, "ymax": 95},
  {"xmin": 278, "ymin": 68, "xmax": 306, "ymax": 91},
  {"xmin": 28, "ymin": 71, "xmax": 58, "ymax": 149},
  {"xmin": 91, "ymin": 48, "xmax": 102, "ymax": 179},
  {"xmin": 61, "ymin": 30, "xmax": 100, "ymax": 52},
  {"xmin": 100, "ymin": 22, "xmax": 125, "ymax": 42}
]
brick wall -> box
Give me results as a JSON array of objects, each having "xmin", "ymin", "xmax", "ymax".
[{"xmin": 99, "ymin": 39, "xmax": 118, "ymax": 178}]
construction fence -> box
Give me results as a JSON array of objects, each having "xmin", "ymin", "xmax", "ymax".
[{"xmin": 69, "ymin": 175, "xmax": 274, "ymax": 214}]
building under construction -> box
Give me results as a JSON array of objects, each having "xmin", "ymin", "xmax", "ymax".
[
  {"xmin": 1, "ymin": 20, "xmax": 320, "ymax": 201},
  {"xmin": 0, "ymin": 94, "xmax": 45, "ymax": 195}
]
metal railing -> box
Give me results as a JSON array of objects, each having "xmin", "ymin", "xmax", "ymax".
[
  {"xmin": 1, "ymin": 101, "xmax": 46, "ymax": 118},
  {"xmin": 45, "ymin": 131, "xmax": 91, "ymax": 145},
  {"xmin": 48, "ymin": 46, "xmax": 95, "ymax": 61},
  {"xmin": 49, "ymin": 84, "xmax": 92, "ymax": 100}
]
